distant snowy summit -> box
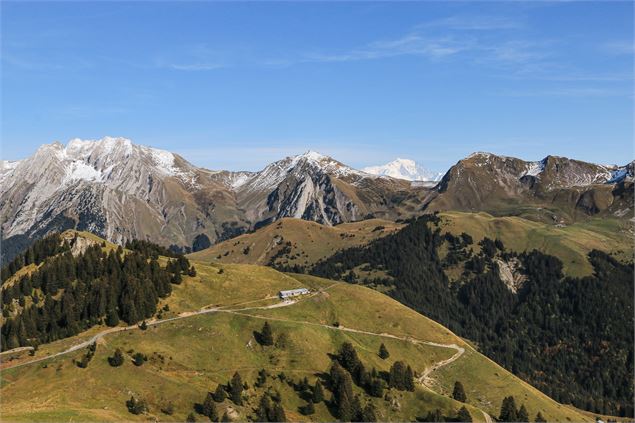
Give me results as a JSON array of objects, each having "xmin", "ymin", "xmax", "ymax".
[{"xmin": 362, "ymin": 158, "xmax": 443, "ymax": 182}]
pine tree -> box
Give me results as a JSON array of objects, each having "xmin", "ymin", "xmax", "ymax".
[
  {"xmin": 260, "ymin": 321, "xmax": 274, "ymax": 346},
  {"xmin": 256, "ymin": 368, "xmax": 268, "ymax": 387},
  {"xmin": 301, "ymin": 400, "xmax": 315, "ymax": 416},
  {"xmin": 452, "ymin": 381, "xmax": 467, "ymax": 402},
  {"xmin": 230, "ymin": 372, "xmax": 243, "ymax": 405},
  {"xmin": 351, "ymin": 395, "xmax": 363, "ymax": 422},
  {"xmin": 213, "ymin": 384, "xmax": 227, "ymax": 402},
  {"xmin": 312, "ymin": 380, "xmax": 324, "ymax": 403},
  {"xmin": 272, "ymin": 403, "xmax": 286, "ymax": 422},
  {"xmin": 132, "ymin": 352, "xmax": 146, "ymax": 366},
  {"xmin": 499, "ymin": 396, "xmax": 518, "ymax": 422},
  {"xmin": 534, "ymin": 412, "xmax": 546, "ymax": 422},
  {"xmin": 457, "ymin": 406, "xmax": 472, "ymax": 422},
  {"xmin": 361, "ymin": 402, "xmax": 377, "ymax": 422},
  {"xmin": 108, "ymin": 348, "xmax": 124, "ymax": 367},
  {"xmin": 369, "ymin": 377, "xmax": 384, "ymax": 398},
  {"xmin": 338, "ymin": 342, "xmax": 362, "ymax": 374},
  {"xmin": 202, "ymin": 392, "xmax": 218, "ymax": 421},
  {"xmin": 518, "ymin": 404, "xmax": 529, "ymax": 422},
  {"xmin": 378, "ymin": 343, "xmax": 390, "ymax": 359},
  {"xmin": 337, "ymin": 388, "xmax": 354, "ymax": 422}
]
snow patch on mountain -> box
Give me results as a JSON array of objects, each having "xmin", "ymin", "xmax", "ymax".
[
  {"xmin": 523, "ymin": 160, "xmax": 546, "ymax": 177},
  {"xmin": 240, "ymin": 151, "xmax": 369, "ymax": 194},
  {"xmin": 63, "ymin": 161, "xmax": 105, "ymax": 184},
  {"xmin": 362, "ymin": 158, "xmax": 442, "ymax": 182}
]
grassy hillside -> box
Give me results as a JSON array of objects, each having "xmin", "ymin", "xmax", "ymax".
[
  {"xmin": 437, "ymin": 211, "xmax": 633, "ymax": 277},
  {"xmin": 0, "ymin": 257, "xmax": 596, "ymax": 422},
  {"xmin": 187, "ymin": 218, "xmax": 403, "ymax": 268},
  {"xmin": 189, "ymin": 212, "xmax": 631, "ymax": 279}
]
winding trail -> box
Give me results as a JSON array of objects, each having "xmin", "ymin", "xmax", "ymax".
[{"xmin": 1, "ymin": 285, "xmax": 464, "ymax": 396}]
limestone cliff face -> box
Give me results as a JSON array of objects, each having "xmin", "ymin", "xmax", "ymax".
[{"xmin": 1, "ymin": 138, "xmax": 631, "ymax": 262}]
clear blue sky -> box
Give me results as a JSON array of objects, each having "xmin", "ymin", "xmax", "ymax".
[{"xmin": 1, "ymin": 1, "xmax": 633, "ymax": 172}]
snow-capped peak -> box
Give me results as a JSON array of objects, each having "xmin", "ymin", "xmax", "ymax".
[
  {"xmin": 362, "ymin": 158, "xmax": 442, "ymax": 182},
  {"xmin": 298, "ymin": 150, "xmax": 328, "ymax": 162}
]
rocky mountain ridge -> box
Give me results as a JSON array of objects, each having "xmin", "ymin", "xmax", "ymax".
[{"xmin": 1, "ymin": 137, "xmax": 632, "ymax": 262}]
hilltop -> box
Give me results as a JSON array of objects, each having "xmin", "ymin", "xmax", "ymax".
[
  {"xmin": 188, "ymin": 218, "xmax": 404, "ymax": 269},
  {"xmin": 0, "ymin": 231, "xmax": 602, "ymax": 422}
]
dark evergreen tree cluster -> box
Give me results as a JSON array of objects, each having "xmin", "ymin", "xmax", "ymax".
[
  {"xmin": 309, "ymin": 216, "xmax": 634, "ymax": 417},
  {"xmin": 201, "ymin": 392, "xmax": 219, "ymax": 421},
  {"xmin": 256, "ymin": 392, "xmax": 287, "ymax": 422},
  {"xmin": 452, "ymin": 381, "xmax": 467, "ymax": 402},
  {"xmin": 75, "ymin": 342, "xmax": 96, "ymax": 368},
  {"xmin": 1, "ymin": 233, "xmax": 69, "ymax": 283},
  {"xmin": 388, "ymin": 361, "xmax": 415, "ymax": 391},
  {"xmin": 335, "ymin": 342, "xmax": 387, "ymax": 399},
  {"xmin": 124, "ymin": 239, "xmax": 179, "ymax": 258},
  {"xmin": 108, "ymin": 348, "xmax": 124, "ymax": 367},
  {"xmin": 1, "ymin": 237, "xmax": 189, "ymax": 351}
]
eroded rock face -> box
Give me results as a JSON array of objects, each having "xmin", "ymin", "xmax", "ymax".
[
  {"xmin": 0, "ymin": 141, "xmax": 416, "ymax": 261},
  {"xmin": 426, "ymin": 152, "xmax": 633, "ymax": 221},
  {"xmin": 1, "ymin": 138, "xmax": 632, "ymax": 263}
]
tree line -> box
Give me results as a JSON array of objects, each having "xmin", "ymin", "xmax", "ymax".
[
  {"xmin": 307, "ymin": 215, "xmax": 634, "ymax": 417},
  {"xmin": 1, "ymin": 236, "xmax": 192, "ymax": 351}
]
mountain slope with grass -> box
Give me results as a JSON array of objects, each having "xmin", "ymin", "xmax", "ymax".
[
  {"xmin": 0, "ymin": 231, "xmax": 602, "ymax": 422},
  {"xmin": 308, "ymin": 216, "xmax": 634, "ymax": 417},
  {"xmin": 187, "ymin": 218, "xmax": 404, "ymax": 269}
]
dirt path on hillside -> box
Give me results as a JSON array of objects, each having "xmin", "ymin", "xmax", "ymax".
[
  {"xmin": 1, "ymin": 285, "xmax": 463, "ymax": 389},
  {"xmin": 219, "ymin": 309, "xmax": 465, "ymax": 389}
]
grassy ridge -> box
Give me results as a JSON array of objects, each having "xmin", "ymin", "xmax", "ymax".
[
  {"xmin": 437, "ymin": 211, "xmax": 632, "ymax": 276},
  {"xmin": 188, "ymin": 218, "xmax": 403, "ymax": 268},
  {"xmin": 0, "ymin": 262, "xmax": 594, "ymax": 422}
]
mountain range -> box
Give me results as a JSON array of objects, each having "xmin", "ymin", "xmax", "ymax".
[{"xmin": 1, "ymin": 137, "xmax": 633, "ymax": 261}]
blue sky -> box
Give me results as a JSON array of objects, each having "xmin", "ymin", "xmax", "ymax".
[{"xmin": 1, "ymin": 1, "xmax": 633, "ymax": 172}]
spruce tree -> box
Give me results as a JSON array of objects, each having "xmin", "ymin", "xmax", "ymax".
[
  {"xmin": 132, "ymin": 352, "xmax": 146, "ymax": 366},
  {"xmin": 457, "ymin": 406, "xmax": 472, "ymax": 422},
  {"xmin": 378, "ymin": 343, "xmax": 390, "ymax": 359},
  {"xmin": 312, "ymin": 380, "xmax": 324, "ymax": 403},
  {"xmin": 230, "ymin": 372, "xmax": 243, "ymax": 405},
  {"xmin": 518, "ymin": 404, "xmax": 529, "ymax": 422},
  {"xmin": 499, "ymin": 396, "xmax": 518, "ymax": 422},
  {"xmin": 108, "ymin": 348, "xmax": 124, "ymax": 367},
  {"xmin": 301, "ymin": 399, "xmax": 315, "ymax": 416},
  {"xmin": 337, "ymin": 388, "xmax": 354, "ymax": 422},
  {"xmin": 213, "ymin": 384, "xmax": 227, "ymax": 402},
  {"xmin": 202, "ymin": 392, "xmax": 218, "ymax": 421},
  {"xmin": 452, "ymin": 381, "xmax": 467, "ymax": 402},
  {"xmin": 361, "ymin": 402, "xmax": 377, "ymax": 422},
  {"xmin": 260, "ymin": 321, "xmax": 274, "ymax": 346},
  {"xmin": 535, "ymin": 412, "xmax": 546, "ymax": 423}
]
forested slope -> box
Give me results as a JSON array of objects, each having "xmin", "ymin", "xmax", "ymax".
[{"xmin": 308, "ymin": 216, "xmax": 634, "ymax": 417}]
